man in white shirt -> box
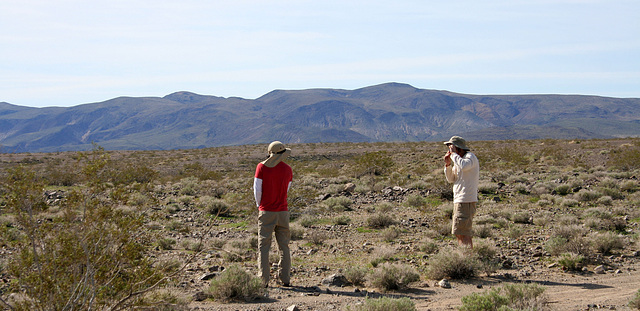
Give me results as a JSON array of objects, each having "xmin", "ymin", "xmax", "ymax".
[{"xmin": 443, "ymin": 136, "xmax": 479, "ymax": 248}]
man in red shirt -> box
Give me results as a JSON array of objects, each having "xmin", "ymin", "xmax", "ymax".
[{"xmin": 254, "ymin": 141, "xmax": 293, "ymax": 287}]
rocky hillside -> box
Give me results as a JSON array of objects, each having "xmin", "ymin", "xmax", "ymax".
[{"xmin": 1, "ymin": 83, "xmax": 639, "ymax": 152}]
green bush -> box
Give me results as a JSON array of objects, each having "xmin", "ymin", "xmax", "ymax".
[
  {"xmin": 324, "ymin": 196, "xmax": 353, "ymax": 211},
  {"xmin": 366, "ymin": 213, "xmax": 396, "ymax": 229},
  {"xmin": 197, "ymin": 196, "xmax": 231, "ymax": 217},
  {"xmin": 557, "ymin": 253, "xmax": 585, "ymax": 271},
  {"xmin": 367, "ymin": 263, "xmax": 420, "ymax": 292},
  {"xmin": 426, "ymin": 247, "xmax": 480, "ymax": 280},
  {"xmin": 343, "ymin": 266, "xmax": 368, "ymax": 287},
  {"xmin": 460, "ymin": 283, "xmax": 547, "ymax": 311},
  {"xmin": 590, "ymin": 231, "xmax": 624, "ymax": 254},
  {"xmin": 2, "ymin": 163, "xmax": 169, "ymax": 311},
  {"xmin": 404, "ymin": 194, "xmax": 427, "ymax": 208},
  {"xmin": 351, "ymin": 151, "xmax": 395, "ymax": 177},
  {"xmin": 630, "ymin": 289, "xmax": 640, "ymax": 310},
  {"xmin": 208, "ymin": 265, "xmax": 265, "ymax": 302},
  {"xmin": 347, "ymin": 297, "xmax": 416, "ymax": 311}
]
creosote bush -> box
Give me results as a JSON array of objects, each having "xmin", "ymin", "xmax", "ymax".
[
  {"xmin": 208, "ymin": 265, "xmax": 265, "ymax": 302},
  {"xmin": 343, "ymin": 266, "xmax": 368, "ymax": 287},
  {"xmin": 459, "ymin": 283, "xmax": 547, "ymax": 311},
  {"xmin": 346, "ymin": 297, "xmax": 416, "ymax": 311},
  {"xmin": 367, "ymin": 263, "xmax": 420, "ymax": 292},
  {"xmin": 630, "ymin": 289, "xmax": 640, "ymax": 310},
  {"xmin": 425, "ymin": 246, "xmax": 496, "ymax": 280},
  {"xmin": 366, "ymin": 213, "xmax": 396, "ymax": 229},
  {"xmin": 323, "ymin": 196, "xmax": 353, "ymax": 211},
  {"xmin": 1, "ymin": 150, "xmax": 171, "ymax": 310}
]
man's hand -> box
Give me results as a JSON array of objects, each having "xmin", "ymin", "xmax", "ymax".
[{"xmin": 444, "ymin": 151, "xmax": 452, "ymax": 167}]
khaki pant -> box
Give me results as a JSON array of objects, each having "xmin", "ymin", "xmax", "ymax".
[
  {"xmin": 258, "ymin": 210, "xmax": 291, "ymax": 286},
  {"xmin": 452, "ymin": 202, "xmax": 476, "ymax": 236}
]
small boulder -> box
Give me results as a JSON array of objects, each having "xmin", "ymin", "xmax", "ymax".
[
  {"xmin": 321, "ymin": 273, "xmax": 349, "ymax": 287},
  {"xmin": 343, "ymin": 183, "xmax": 356, "ymax": 193},
  {"xmin": 437, "ymin": 279, "xmax": 451, "ymax": 289}
]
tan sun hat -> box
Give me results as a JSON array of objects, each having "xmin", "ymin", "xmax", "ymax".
[
  {"xmin": 261, "ymin": 141, "xmax": 291, "ymax": 168},
  {"xmin": 443, "ymin": 136, "xmax": 470, "ymax": 150}
]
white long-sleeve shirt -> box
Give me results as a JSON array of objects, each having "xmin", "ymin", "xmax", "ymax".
[{"xmin": 444, "ymin": 152, "xmax": 479, "ymax": 203}]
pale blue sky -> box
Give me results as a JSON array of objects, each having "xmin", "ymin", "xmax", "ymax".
[{"xmin": 1, "ymin": 0, "xmax": 639, "ymax": 107}]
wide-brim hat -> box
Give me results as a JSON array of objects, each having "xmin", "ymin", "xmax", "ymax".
[
  {"xmin": 262, "ymin": 141, "xmax": 291, "ymax": 167},
  {"xmin": 443, "ymin": 136, "xmax": 470, "ymax": 150}
]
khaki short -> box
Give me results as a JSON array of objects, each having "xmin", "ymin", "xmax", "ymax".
[{"xmin": 452, "ymin": 202, "xmax": 476, "ymax": 236}]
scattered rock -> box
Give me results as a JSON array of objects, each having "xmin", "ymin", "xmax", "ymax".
[
  {"xmin": 437, "ymin": 279, "xmax": 451, "ymax": 289},
  {"xmin": 193, "ymin": 291, "xmax": 208, "ymax": 301},
  {"xmin": 343, "ymin": 183, "xmax": 356, "ymax": 193},
  {"xmin": 594, "ymin": 265, "xmax": 606, "ymax": 274},
  {"xmin": 321, "ymin": 273, "xmax": 349, "ymax": 287},
  {"xmin": 200, "ymin": 273, "xmax": 217, "ymax": 281},
  {"xmin": 286, "ymin": 305, "xmax": 300, "ymax": 311}
]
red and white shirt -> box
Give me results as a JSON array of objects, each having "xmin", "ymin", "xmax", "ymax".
[{"xmin": 253, "ymin": 162, "xmax": 292, "ymax": 212}]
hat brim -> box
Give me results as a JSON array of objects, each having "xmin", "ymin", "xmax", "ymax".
[
  {"xmin": 443, "ymin": 141, "xmax": 470, "ymax": 150},
  {"xmin": 262, "ymin": 148, "xmax": 291, "ymax": 167}
]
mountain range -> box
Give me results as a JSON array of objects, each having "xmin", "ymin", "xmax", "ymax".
[{"xmin": 1, "ymin": 82, "xmax": 639, "ymax": 153}]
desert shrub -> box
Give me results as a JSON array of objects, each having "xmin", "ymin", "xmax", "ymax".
[
  {"xmin": 561, "ymin": 198, "xmax": 580, "ymax": 207},
  {"xmin": 574, "ymin": 189, "xmax": 601, "ymax": 202},
  {"xmin": 404, "ymin": 194, "xmax": 427, "ymax": 208},
  {"xmin": 607, "ymin": 145, "xmax": 640, "ymax": 170},
  {"xmin": 598, "ymin": 187, "xmax": 624, "ymax": 200},
  {"xmin": 620, "ymin": 180, "xmax": 639, "ymax": 193},
  {"xmin": 511, "ymin": 212, "xmax": 531, "ymax": 224},
  {"xmin": 478, "ymin": 182, "xmax": 499, "ymax": 195},
  {"xmin": 375, "ymin": 201, "xmax": 394, "ymax": 213},
  {"xmin": 307, "ymin": 230, "xmax": 328, "ymax": 245},
  {"xmin": 289, "ymin": 225, "xmax": 305, "ymax": 241},
  {"xmin": 474, "ymin": 224, "xmax": 493, "ymax": 238},
  {"xmin": 297, "ymin": 215, "xmax": 318, "ymax": 228},
  {"xmin": 177, "ymin": 176, "xmax": 201, "ymax": 195},
  {"xmin": 343, "ymin": 266, "xmax": 368, "ymax": 287},
  {"xmin": 208, "ymin": 265, "xmax": 265, "ymax": 302},
  {"xmin": 545, "ymin": 226, "xmax": 591, "ymax": 256},
  {"xmin": 138, "ymin": 288, "xmax": 190, "ymax": 311},
  {"xmin": 426, "ymin": 247, "xmax": 480, "ymax": 280},
  {"xmin": 2, "ymin": 163, "xmax": 170, "ymax": 311},
  {"xmin": 351, "ymin": 151, "xmax": 395, "ymax": 177},
  {"xmin": 324, "ymin": 196, "xmax": 353, "ymax": 211},
  {"xmin": 381, "ymin": 226, "xmax": 402, "ymax": 242},
  {"xmin": 459, "ymin": 283, "xmax": 547, "ymax": 311},
  {"xmin": 370, "ymin": 247, "xmax": 398, "ymax": 267},
  {"xmin": 554, "ymin": 184, "xmax": 572, "ymax": 196},
  {"xmin": 590, "ymin": 231, "xmax": 624, "ymax": 254},
  {"xmin": 506, "ymin": 225, "xmax": 524, "ymax": 239},
  {"xmin": 366, "ymin": 213, "xmax": 396, "ymax": 229},
  {"xmin": 419, "ymin": 238, "xmax": 439, "ymax": 254},
  {"xmin": 493, "ymin": 147, "xmax": 530, "ymax": 166},
  {"xmin": 630, "ymin": 289, "xmax": 640, "ymax": 310},
  {"xmin": 334, "ymin": 215, "xmax": 351, "ymax": 225},
  {"xmin": 596, "ymin": 195, "xmax": 613, "ymax": 206},
  {"xmin": 197, "ymin": 196, "xmax": 231, "ymax": 217},
  {"xmin": 347, "ymin": 297, "xmax": 416, "ymax": 311},
  {"xmin": 367, "ymin": 263, "xmax": 420, "ymax": 292},
  {"xmin": 556, "ymin": 253, "xmax": 585, "ymax": 271},
  {"xmin": 210, "ymin": 238, "xmax": 227, "ymax": 249},
  {"xmin": 127, "ymin": 192, "xmax": 150, "ymax": 206},
  {"xmin": 157, "ymin": 238, "xmax": 177, "ymax": 250},
  {"xmin": 408, "ymin": 180, "xmax": 428, "ymax": 190}
]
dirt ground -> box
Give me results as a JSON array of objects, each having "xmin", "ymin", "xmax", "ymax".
[{"xmin": 188, "ymin": 259, "xmax": 640, "ymax": 310}]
